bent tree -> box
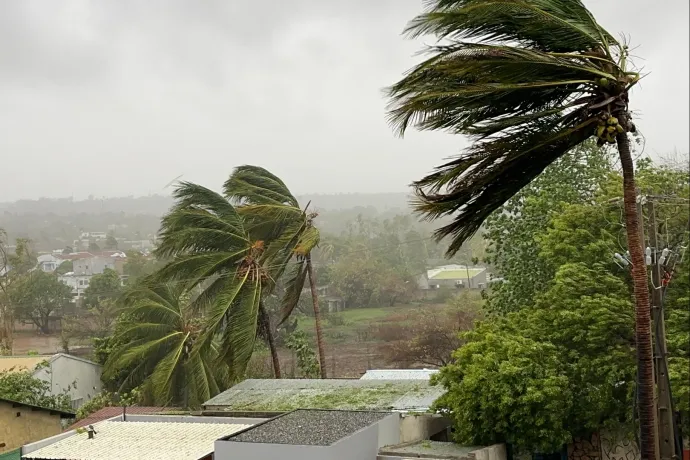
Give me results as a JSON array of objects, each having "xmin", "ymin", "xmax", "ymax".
[{"xmin": 386, "ymin": 1, "xmax": 654, "ymax": 458}]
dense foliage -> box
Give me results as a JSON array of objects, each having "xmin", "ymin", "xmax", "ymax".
[{"xmin": 0, "ymin": 368, "xmax": 72, "ymax": 412}]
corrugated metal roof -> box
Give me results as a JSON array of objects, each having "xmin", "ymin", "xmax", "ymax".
[
  {"xmin": 428, "ymin": 269, "xmax": 484, "ymax": 280},
  {"xmin": 23, "ymin": 421, "xmax": 249, "ymax": 460},
  {"xmin": 203, "ymin": 379, "xmax": 444, "ymax": 413},
  {"xmin": 360, "ymin": 369, "xmax": 439, "ymax": 380}
]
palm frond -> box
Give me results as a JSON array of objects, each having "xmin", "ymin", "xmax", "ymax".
[
  {"xmin": 408, "ymin": 0, "xmax": 619, "ymax": 53},
  {"xmin": 224, "ymin": 165, "xmax": 299, "ymax": 207},
  {"xmin": 279, "ymin": 259, "xmax": 308, "ymax": 324}
]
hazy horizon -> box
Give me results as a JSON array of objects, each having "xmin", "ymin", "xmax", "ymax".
[{"xmin": 2, "ymin": 0, "xmax": 688, "ymax": 201}]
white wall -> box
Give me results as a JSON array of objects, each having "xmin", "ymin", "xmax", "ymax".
[{"xmin": 33, "ymin": 355, "xmax": 102, "ymax": 409}]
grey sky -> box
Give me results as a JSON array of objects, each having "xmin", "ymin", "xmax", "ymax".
[{"xmin": 1, "ymin": 0, "xmax": 687, "ymax": 201}]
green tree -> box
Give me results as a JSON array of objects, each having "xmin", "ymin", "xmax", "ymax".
[
  {"xmin": 0, "ymin": 369, "xmax": 72, "ymax": 411},
  {"xmin": 12, "ymin": 271, "xmax": 73, "ymax": 334},
  {"xmin": 123, "ymin": 250, "xmax": 159, "ymax": 283},
  {"xmin": 83, "ymin": 268, "xmax": 122, "ymax": 308},
  {"xmin": 103, "ymin": 282, "xmax": 229, "ymax": 408},
  {"xmin": 88, "ymin": 241, "xmax": 101, "ymax": 252},
  {"xmin": 386, "ymin": 2, "xmax": 654, "ymax": 451},
  {"xmin": 0, "ymin": 233, "xmax": 36, "ymax": 353},
  {"xmin": 483, "ymin": 142, "xmax": 614, "ymax": 312},
  {"xmin": 55, "ymin": 260, "xmax": 73, "ymax": 275},
  {"xmin": 433, "ymin": 263, "xmax": 635, "ymax": 452},
  {"xmin": 104, "ymin": 233, "xmax": 118, "ymax": 250},
  {"xmin": 224, "ymin": 166, "xmax": 328, "ymax": 378},
  {"xmin": 153, "ymin": 181, "xmax": 280, "ymax": 380}
]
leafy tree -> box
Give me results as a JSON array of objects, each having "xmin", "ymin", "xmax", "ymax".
[
  {"xmin": 224, "ymin": 166, "xmax": 328, "ymax": 378},
  {"xmin": 0, "ymin": 369, "xmax": 72, "ymax": 412},
  {"xmin": 104, "ymin": 233, "xmax": 118, "ymax": 250},
  {"xmin": 386, "ymin": 1, "xmax": 655, "ymax": 452},
  {"xmin": 55, "ymin": 260, "xmax": 73, "ymax": 275},
  {"xmin": 83, "ymin": 268, "xmax": 122, "ymax": 308},
  {"xmin": 285, "ymin": 331, "xmax": 320, "ymax": 378},
  {"xmin": 153, "ymin": 181, "xmax": 281, "ymax": 380},
  {"xmin": 433, "ymin": 263, "xmax": 635, "ymax": 452},
  {"xmin": 88, "ymin": 241, "xmax": 101, "ymax": 252},
  {"xmin": 103, "ymin": 282, "xmax": 229, "ymax": 408},
  {"xmin": 62, "ymin": 246, "xmax": 74, "ymax": 255},
  {"xmin": 75, "ymin": 389, "xmax": 142, "ymax": 421},
  {"xmin": 12, "ymin": 271, "xmax": 72, "ymax": 334},
  {"xmin": 0, "ymin": 233, "xmax": 36, "ymax": 353},
  {"xmin": 483, "ymin": 142, "xmax": 614, "ymax": 312},
  {"xmin": 123, "ymin": 250, "xmax": 160, "ymax": 283}
]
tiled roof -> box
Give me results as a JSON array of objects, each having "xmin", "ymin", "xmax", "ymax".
[
  {"xmin": 203, "ymin": 379, "xmax": 444, "ymax": 413},
  {"xmin": 0, "ymin": 356, "xmax": 51, "ymax": 373},
  {"xmin": 67, "ymin": 406, "xmax": 175, "ymax": 430},
  {"xmin": 25, "ymin": 421, "xmax": 249, "ymax": 460},
  {"xmin": 360, "ymin": 369, "xmax": 439, "ymax": 380}
]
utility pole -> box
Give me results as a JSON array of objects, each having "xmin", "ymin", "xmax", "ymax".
[{"xmin": 646, "ymin": 198, "xmax": 677, "ymax": 460}]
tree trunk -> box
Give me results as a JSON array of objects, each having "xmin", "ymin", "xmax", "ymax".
[
  {"xmin": 617, "ymin": 131, "xmax": 657, "ymax": 460},
  {"xmin": 306, "ymin": 254, "xmax": 327, "ymax": 379},
  {"xmin": 259, "ymin": 301, "xmax": 281, "ymax": 379}
]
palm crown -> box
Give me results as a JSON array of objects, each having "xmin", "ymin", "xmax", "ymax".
[{"xmin": 387, "ymin": 0, "xmax": 639, "ymax": 254}]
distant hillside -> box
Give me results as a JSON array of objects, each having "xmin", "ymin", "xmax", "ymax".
[{"xmin": 0, "ymin": 192, "xmax": 411, "ymax": 217}]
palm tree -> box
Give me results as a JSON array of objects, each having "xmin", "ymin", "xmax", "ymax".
[
  {"xmin": 224, "ymin": 166, "xmax": 328, "ymax": 378},
  {"xmin": 386, "ymin": 1, "xmax": 654, "ymax": 458},
  {"xmin": 153, "ymin": 182, "xmax": 282, "ymax": 379},
  {"xmin": 103, "ymin": 282, "xmax": 229, "ymax": 407}
]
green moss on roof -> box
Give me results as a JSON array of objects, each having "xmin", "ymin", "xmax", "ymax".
[
  {"xmin": 429, "ymin": 269, "xmax": 483, "ymax": 280},
  {"xmin": 203, "ymin": 379, "xmax": 443, "ymax": 412}
]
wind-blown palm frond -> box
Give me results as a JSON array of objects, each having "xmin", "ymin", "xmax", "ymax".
[
  {"xmin": 103, "ymin": 282, "xmax": 228, "ymax": 407},
  {"xmin": 224, "ymin": 165, "xmax": 299, "ymax": 207},
  {"xmin": 224, "ymin": 166, "xmax": 328, "ymax": 377},
  {"xmin": 153, "ymin": 181, "xmax": 271, "ymax": 380},
  {"xmin": 387, "ymin": 0, "xmax": 639, "ymax": 254}
]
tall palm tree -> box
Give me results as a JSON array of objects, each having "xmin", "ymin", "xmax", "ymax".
[
  {"xmin": 103, "ymin": 282, "xmax": 229, "ymax": 407},
  {"xmin": 153, "ymin": 182, "xmax": 282, "ymax": 379},
  {"xmin": 224, "ymin": 166, "xmax": 328, "ymax": 378},
  {"xmin": 386, "ymin": 1, "xmax": 654, "ymax": 458}
]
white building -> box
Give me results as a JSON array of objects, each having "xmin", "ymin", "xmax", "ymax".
[
  {"xmin": 57, "ymin": 273, "xmax": 92, "ymax": 300},
  {"xmin": 0, "ymin": 354, "xmax": 102, "ymax": 409},
  {"xmin": 36, "ymin": 254, "xmax": 66, "ymax": 273}
]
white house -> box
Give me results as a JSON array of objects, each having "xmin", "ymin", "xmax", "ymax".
[
  {"xmin": 57, "ymin": 273, "xmax": 92, "ymax": 300},
  {"xmin": 36, "ymin": 254, "xmax": 66, "ymax": 273},
  {"xmin": 0, "ymin": 354, "xmax": 102, "ymax": 409}
]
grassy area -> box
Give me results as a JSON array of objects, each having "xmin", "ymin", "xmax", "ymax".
[{"xmin": 295, "ymin": 303, "xmax": 446, "ymax": 344}]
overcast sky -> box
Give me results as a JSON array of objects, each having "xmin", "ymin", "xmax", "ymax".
[{"xmin": 1, "ymin": 0, "xmax": 688, "ymax": 201}]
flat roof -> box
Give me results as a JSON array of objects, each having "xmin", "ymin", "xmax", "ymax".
[
  {"xmin": 360, "ymin": 369, "xmax": 439, "ymax": 380},
  {"xmin": 380, "ymin": 441, "xmax": 483, "ymax": 459},
  {"xmin": 203, "ymin": 378, "xmax": 444, "ymax": 412},
  {"xmin": 23, "ymin": 421, "xmax": 250, "ymax": 460},
  {"xmin": 226, "ymin": 409, "xmax": 390, "ymax": 446}
]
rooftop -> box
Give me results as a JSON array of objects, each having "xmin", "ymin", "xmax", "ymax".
[
  {"xmin": 0, "ymin": 397, "xmax": 75, "ymax": 419},
  {"xmin": 360, "ymin": 369, "xmax": 439, "ymax": 380},
  {"xmin": 380, "ymin": 441, "xmax": 483, "ymax": 459},
  {"xmin": 67, "ymin": 406, "xmax": 177, "ymax": 430},
  {"xmin": 203, "ymin": 378, "xmax": 444, "ymax": 412},
  {"xmin": 226, "ymin": 409, "xmax": 390, "ymax": 446},
  {"xmin": 428, "ymin": 268, "xmax": 484, "ymax": 281},
  {"xmin": 23, "ymin": 420, "xmax": 250, "ymax": 460}
]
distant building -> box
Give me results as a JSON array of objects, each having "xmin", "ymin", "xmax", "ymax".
[
  {"xmin": 301, "ymin": 285, "xmax": 344, "ymax": 313},
  {"xmin": 0, "ymin": 354, "xmax": 102, "ymax": 409},
  {"xmin": 0, "ymin": 397, "xmax": 74, "ymax": 456},
  {"xmin": 36, "ymin": 254, "xmax": 66, "ymax": 273},
  {"xmin": 417, "ymin": 265, "xmax": 488, "ymax": 290},
  {"xmin": 57, "ymin": 273, "xmax": 92, "ymax": 300}
]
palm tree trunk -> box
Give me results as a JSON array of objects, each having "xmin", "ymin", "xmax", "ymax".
[
  {"xmin": 306, "ymin": 254, "xmax": 327, "ymax": 379},
  {"xmin": 617, "ymin": 131, "xmax": 657, "ymax": 460},
  {"xmin": 259, "ymin": 301, "xmax": 281, "ymax": 379}
]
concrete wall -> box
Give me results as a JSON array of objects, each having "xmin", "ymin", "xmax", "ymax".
[
  {"xmin": 399, "ymin": 414, "xmax": 451, "ymax": 444},
  {"xmin": 33, "ymin": 355, "xmax": 102, "ymax": 408},
  {"xmin": 0, "ymin": 402, "xmax": 63, "ymax": 454},
  {"xmin": 377, "ymin": 414, "xmax": 401, "ymax": 448},
  {"xmin": 472, "ymin": 444, "xmax": 508, "ymax": 460}
]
